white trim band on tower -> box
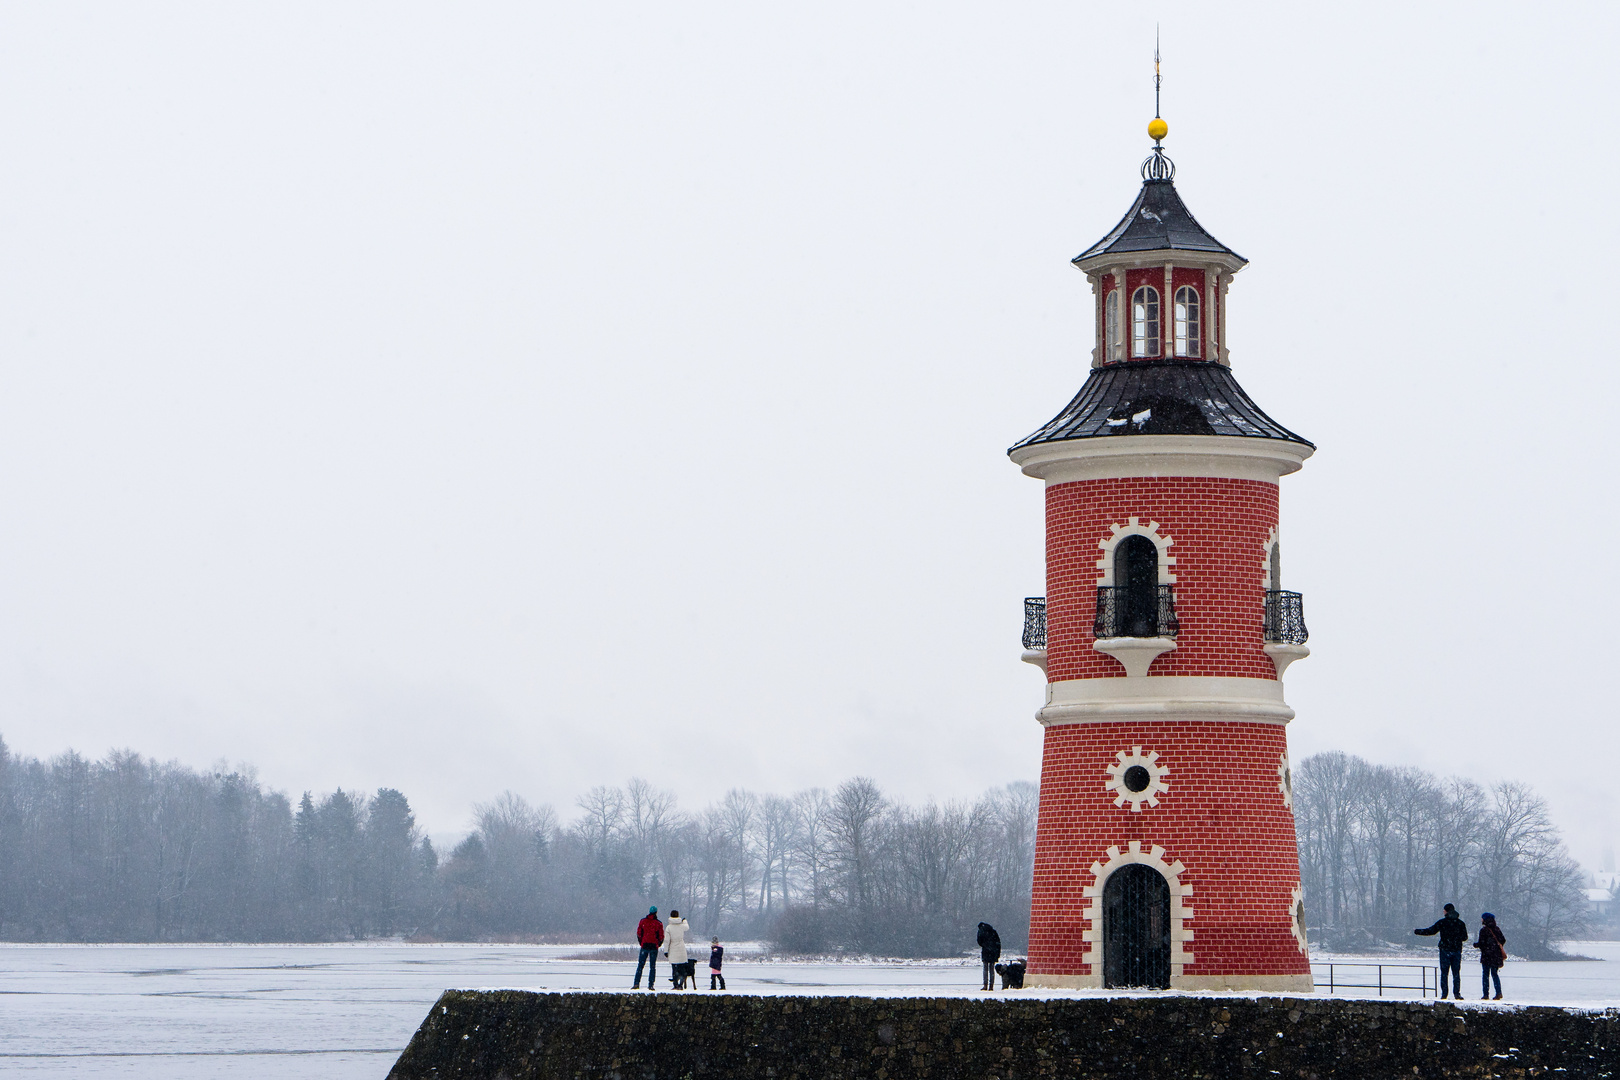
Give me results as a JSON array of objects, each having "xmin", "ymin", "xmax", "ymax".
[
  {"xmin": 1010, "ymin": 434, "xmax": 1313, "ymax": 486},
  {"xmin": 1038, "ymin": 675, "xmax": 1295, "ymax": 725}
]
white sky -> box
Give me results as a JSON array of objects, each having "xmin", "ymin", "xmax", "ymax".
[{"xmin": 0, "ymin": 2, "xmax": 1615, "ymax": 865}]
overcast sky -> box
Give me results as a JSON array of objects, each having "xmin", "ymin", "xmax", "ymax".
[{"xmin": 0, "ymin": 2, "xmax": 1615, "ymax": 864}]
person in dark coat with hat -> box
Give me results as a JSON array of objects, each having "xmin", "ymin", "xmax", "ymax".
[
  {"xmin": 1414, "ymin": 903, "xmax": 1469, "ymax": 1000},
  {"xmin": 976, "ymin": 922, "xmax": 1002, "ymax": 991},
  {"xmin": 1474, "ymin": 913, "xmax": 1506, "ymax": 1000}
]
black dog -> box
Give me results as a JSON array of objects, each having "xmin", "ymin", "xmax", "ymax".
[
  {"xmin": 994, "ymin": 959, "xmax": 1027, "ymax": 990},
  {"xmin": 668, "ymin": 959, "xmax": 697, "ymax": 989}
]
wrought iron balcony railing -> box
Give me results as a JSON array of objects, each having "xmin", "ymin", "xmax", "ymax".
[
  {"xmin": 1095, "ymin": 585, "xmax": 1179, "ymax": 639},
  {"xmin": 1022, "ymin": 597, "xmax": 1046, "ymax": 650},
  {"xmin": 1265, "ymin": 590, "xmax": 1309, "ymax": 645}
]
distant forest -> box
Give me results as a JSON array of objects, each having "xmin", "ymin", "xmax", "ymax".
[
  {"xmin": 1294, "ymin": 752, "xmax": 1590, "ymax": 959},
  {"xmin": 0, "ymin": 735, "xmax": 1592, "ymax": 956},
  {"xmin": 0, "ymin": 735, "xmax": 1036, "ymax": 954}
]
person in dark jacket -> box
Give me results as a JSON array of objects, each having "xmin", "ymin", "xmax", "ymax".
[
  {"xmin": 708, "ymin": 937, "xmax": 725, "ymax": 991},
  {"xmin": 1414, "ymin": 903, "xmax": 1469, "ymax": 999},
  {"xmin": 977, "ymin": 922, "xmax": 1002, "ymax": 991},
  {"xmin": 1474, "ymin": 912, "xmax": 1506, "ymax": 1000},
  {"xmin": 632, "ymin": 906, "xmax": 664, "ymax": 990}
]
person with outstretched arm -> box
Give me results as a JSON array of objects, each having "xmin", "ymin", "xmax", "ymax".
[
  {"xmin": 632, "ymin": 906, "xmax": 664, "ymax": 990},
  {"xmin": 1414, "ymin": 903, "xmax": 1469, "ymax": 1000},
  {"xmin": 977, "ymin": 922, "xmax": 1002, "ymax": 991}
]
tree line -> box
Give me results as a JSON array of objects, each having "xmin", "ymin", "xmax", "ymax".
[
  {"xmin": 0, "ymin": 734, "xmax": 1591, "ymax": 957},
  {"xmin": 0, "ymin": 735, "xmax": 1035, "ymax": 954},
  {"xmin": 1292, "ymin": 751, "xmax": 1588, "ymax": 958}
]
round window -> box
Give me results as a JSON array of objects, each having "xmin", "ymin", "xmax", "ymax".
[{"xmin": 1123, "ymin": 765, "xmax": 1151, "ymax": 793}]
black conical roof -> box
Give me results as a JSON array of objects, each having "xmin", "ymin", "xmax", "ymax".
[
  {"xmin": 1009, "ymin": 360, "xmax": 1310, "ymax": 450},
  {"xmin": 1073, "ymin": 179, "xmax": 1244, "ymax": 265}
]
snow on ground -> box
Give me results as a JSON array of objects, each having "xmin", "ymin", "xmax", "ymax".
[{"xmin": 1, "ymin": 942, "xmax": 1616, "ymax": 1079}]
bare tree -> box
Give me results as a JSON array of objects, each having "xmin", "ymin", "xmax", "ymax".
[{"xmin": 790, "ymin": 787, "xmax": 835, "ymax": 910}]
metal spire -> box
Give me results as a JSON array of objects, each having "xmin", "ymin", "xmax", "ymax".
[
  {"xmin": 1154, "ymin": 28, "xmax": 1161, "ymax": 120},
  {"xmin": 1142, "ymin": 31, "xmax": 1175, "ymax": 181}
]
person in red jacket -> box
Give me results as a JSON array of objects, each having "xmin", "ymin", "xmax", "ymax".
[{"xmin": 632, "ymin": 907, "xmax": 665, "ymax": 990}]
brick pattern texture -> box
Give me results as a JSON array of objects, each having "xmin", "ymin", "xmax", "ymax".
[
  {"xmin": 1028, "ymin": 719, "xmax": 1308, "ymax": 979},
  {"xmin": 1029, "ymin": 474, "xmax": 1306, "ymax": 980},
  {"xmin": 1045, "ymin": 476, "xmax": 1279, "ymax": 681}
]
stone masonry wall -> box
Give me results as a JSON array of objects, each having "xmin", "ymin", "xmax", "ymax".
[{"xmin": 387, "ymin": 991, "xmax": 1617, "ymax": 1079}]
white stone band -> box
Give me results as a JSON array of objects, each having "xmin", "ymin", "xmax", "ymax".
[
  {"xmin": 1038, "ymin": 675, "xmax": 1295, "ymax": 725},
  {"xmin": 1010, "ymin": 434, "xmax": 1313, "ymax": 485}
]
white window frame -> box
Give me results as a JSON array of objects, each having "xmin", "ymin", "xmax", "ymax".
[
  {"xmin": 1105, "ymin": 289, "xmax": 1122, "ymax": 361},
  {"xmin": 1173, "ymin": 286, "xmax": 1200, "ymax": 358},
  {"xmin": 1131, "ymin": 286, "xmax": 1160, "ymax": 358}
]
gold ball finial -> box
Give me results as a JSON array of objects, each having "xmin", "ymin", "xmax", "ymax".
[{"xmin": 1147, "ymin": 117, "xmax": 1168, "ymax": 142}]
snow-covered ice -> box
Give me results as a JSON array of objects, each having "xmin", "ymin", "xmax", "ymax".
[{"xmin": 1, "ymin": 941, "xmax": 1617, "ymax": 1078}]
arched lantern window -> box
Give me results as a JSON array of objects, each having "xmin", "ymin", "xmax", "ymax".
[
  {"xmin": 1131, "ymin": 287, "xmax": 1160, "ymax": 358},
  {"xmin": 1105, "ymin": 289, "xmax": 1123, "ymax": 362},
  {"xmin": 1173, "ymin": 286, "xmax": 1200, "ymax": 358}
]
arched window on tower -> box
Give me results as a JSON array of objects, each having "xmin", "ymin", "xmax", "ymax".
[
  {"xmin": 1116, "ymin": 535, "xmax": 1161, "ymax": 637},
  {"xmin": 1105, "ymin": 289, "xmax": 1122, "ymax": 362},
  {"xmin": 1131, "ymin": 287, "xmax": 1160, "ymax": 358},
  {"xmin": 1174, "ymin": 286, "xmax": 1200, "ymax": 358}
]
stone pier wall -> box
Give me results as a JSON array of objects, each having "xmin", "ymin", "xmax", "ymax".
[{"xmin": 387, "ymin": 990, "xmax": 1617, "ymax": 1079}]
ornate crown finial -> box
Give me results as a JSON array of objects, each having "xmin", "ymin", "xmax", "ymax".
[{"xmin": 1141, "ymin": 31, "xmax": 1175, "ymax": 181}]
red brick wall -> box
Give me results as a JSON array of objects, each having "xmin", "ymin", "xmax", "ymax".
[
  {"xmin": 1045, "ymin": 476, "xmax": 1278, "ymax": 681},
  {"xmin": 1028, "ymin": 719, "xmax": 1308, "ymax": 978}
]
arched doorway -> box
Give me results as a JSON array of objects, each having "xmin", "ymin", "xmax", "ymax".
[
  {"xmin": 1115, "ymin": 534, "xmax": 1160, "ymax": 637},
  {"xmin": 1103, "ymin": 863, "xmax": 1171, "ymax": 989}
]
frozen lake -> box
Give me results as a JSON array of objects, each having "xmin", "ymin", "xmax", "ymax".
[{"xmin": 2, "ymin": 941, "xmax": 1618, "ymax": 1079}]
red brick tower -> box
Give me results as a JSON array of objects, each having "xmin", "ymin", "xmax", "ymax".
[{"xmin": 1010, "ymin": 117, "xmax": 1314, "ymax": 991}]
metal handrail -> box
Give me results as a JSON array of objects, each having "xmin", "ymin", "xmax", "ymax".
[
  {"xmin": 1095, "ymin": 585, "xmax": 1178, "ymax": 639},
  {"xmin": 1311, "ymin": 962, "xmax": 1439, "ymax": 997},
  {"xmin": 1264, "ymin": 590, "xmax": 1308, "ymax": 644},
  {"xmin": 1022, "ymin": 598, "xmax": 1046, "ymax": 651}
]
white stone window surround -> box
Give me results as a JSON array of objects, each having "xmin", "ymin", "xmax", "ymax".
[
  {"xmin": 1290, "ymin": 884, "xmax": 1309, "ymax": 955},
  {"xmin": 1105, "ymin": 745, "xmax": 1170, "ymax": 812},
  {"xmin": 1261, "ymin": 523, "xmax": 1310, "ymax": 678},
  {"xmin": 1095, "ymin": 517, "xmax": 1177, "ymax": 587},
  {"xmin": 1262, "ymin": 525, "xmax": 1280, "ymax": 589},
  {"xmin": 1080, "ymin": 841, "xmax": 1195, "ymax": 979},
  {"xmin": 1092, "ymin": 518, "xmax": 1179, "ymax": 677},
  {"xmin": 1278, "ymin": 751, "xmax": 1294, "ymax": 809}
]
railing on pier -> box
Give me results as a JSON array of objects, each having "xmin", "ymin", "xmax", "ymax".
[{"xmin": 1311, "ymin": 962, "xmax": 1440, "ymax": 997}]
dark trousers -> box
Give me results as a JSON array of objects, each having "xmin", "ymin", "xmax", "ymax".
[
  {"xmin": 982, "ymin": 959, "xmax": 997, "ymax": 990},
  {"xmin": 633, "ymin": 945, "xmax": 658, "ymax": 988},
  {"xmin": 1482, "ymin": 964, "xmax": 1501, "ymax": 997},
  {"xmin": 710, "ymin": 970, "xmax": 725, "ymax": 990},
  {"xmin": 1439, "ymin": 950, "xmax": 1462, "ymax": 997}
]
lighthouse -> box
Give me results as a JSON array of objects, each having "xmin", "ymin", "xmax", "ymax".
[{"xmin": 1010, "ymin": 111, "xmax": 1315, "ymax": 992}]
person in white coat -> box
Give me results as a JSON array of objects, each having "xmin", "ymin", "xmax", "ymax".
[{"xmin": 663, "ymin": 910, "xmax": 694, "ymax": 989}]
